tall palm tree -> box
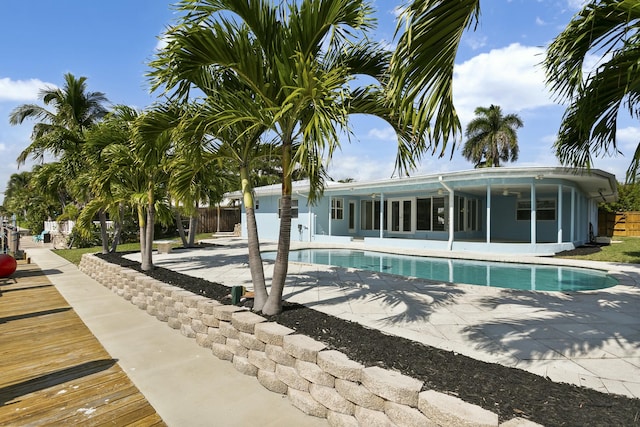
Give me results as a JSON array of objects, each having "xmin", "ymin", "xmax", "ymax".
[
  {"xmin": 151, "ymin": 0, "xmax": 420, "ymax": 315},
  {"xmin": 10, "ymin": 72, "xmax": 109, "ymax": 166},
  {"xmin": 10, "ymin": 72, "xmax": 110, "ymax": 247},
  {"xmin": 544, "ymin": 0, "xmax": 640, "ymax": 180},
  {"xmin": 462, "ymin": 105, "xmax": 523, "ymax": 168}
]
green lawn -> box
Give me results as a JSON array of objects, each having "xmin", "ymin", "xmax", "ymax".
[
  {"xmin": 554, "ymin": 236, "xmax": 640, "ymax": 264},
  {"xmin": 53, "ymin": 233, "xmax": 214, "ymax": 265}
]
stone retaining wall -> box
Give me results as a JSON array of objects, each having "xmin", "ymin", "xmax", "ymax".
[{"xmin": 78, "ymin": 253, "xmax": 540, "ymax": 427}]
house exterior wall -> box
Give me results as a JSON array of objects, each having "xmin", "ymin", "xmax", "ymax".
[
  {"xmin": 233, "ymin": 168, "xmax": 616, "ymax": 254},
  {"xmin": 244, "ymin": 186, "xmax": 592, "ymax": 246}
]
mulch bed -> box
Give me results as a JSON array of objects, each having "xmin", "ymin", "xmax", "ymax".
[{"xmin": 97, "ymin": 250, "xmax": 640, "ymax": 426}]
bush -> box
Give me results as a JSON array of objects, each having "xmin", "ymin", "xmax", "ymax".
[{"xmin": 67, "ymin": 224, "xmax": 101, "ymax": 248}]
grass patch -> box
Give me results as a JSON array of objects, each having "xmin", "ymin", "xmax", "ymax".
[
  {"xmin": 555, "ymin": 236, "xmax": 640, "ymax": 264},
  {"xmin": 53, "ymin": 233, "xmax": 215, "ymax": 265}
]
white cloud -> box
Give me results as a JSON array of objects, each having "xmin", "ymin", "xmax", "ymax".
[
  {"xmin": 0, "ymin": 77, "xmax": 53, "ymax": 102},
  {"xmin": 453, "ymin": 43, "xmax": 555, "ymax": 124},
  {"xmin": 617, "ymin": 126, "xmax": 640, "ymax": 153},
  {"xmin": 367, "ymin": 127, "xmax": 397, "ymax": 141},
  {"xmin": 327, "ymin": 154, "xmax": 396, "ymax": 182},
  {"xmin": 0, "ymin": 143, "xmax": 5, "ymax": 152}
]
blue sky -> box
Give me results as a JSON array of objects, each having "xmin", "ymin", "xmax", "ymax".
[{"xmin": 0, "ymin": 0, "xmax": 634, "ymax": 204}]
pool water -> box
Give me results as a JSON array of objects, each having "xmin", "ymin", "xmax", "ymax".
[{"xmin": 261, "ymin": 249, "xmax": 617, "ymax": 292}]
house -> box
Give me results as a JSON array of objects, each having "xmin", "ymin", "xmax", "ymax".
[{"xmin": 230, "ymin": 167, "xmax": 618, "ymax": 255}]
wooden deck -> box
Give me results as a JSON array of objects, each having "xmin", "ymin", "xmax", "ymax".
[{"xmin": 0, "ymin": 261, "xmax": 166, "ymax": 426}]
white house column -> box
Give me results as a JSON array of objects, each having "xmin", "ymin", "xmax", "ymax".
[
  {"xmin": 557, "ymin": 185, "xmax": 563, "ymax": 243},
  {"xmin": 486, "ymin": 184, "xmax": 491, "ymax": 244},
  {"xmin": 570, "ymin": 187, "xmax": 575, "ymax": 242},
  {"xmin": 328, "ymin": 195, "xmax": 332, "ymax": 236},
  {"xmin": 531, "ymin": 183, "xmax": 537, "ymax": 245},
  {"xmin": 438, "ymin": 176, "xmax": 454, "ymax": 250},
  {"xmin": 379, "ymin": 192, "xmax": 384, "ymax": 239}
]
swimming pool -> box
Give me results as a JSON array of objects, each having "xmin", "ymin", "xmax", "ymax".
[{"xmin": 261, "ymin": 249, "xmax": 618, "ymax": 292}]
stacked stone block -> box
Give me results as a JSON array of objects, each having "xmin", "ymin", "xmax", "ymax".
[{"xmin": 79, "ymin": 253, "xmax": 532, "ymax": 427}]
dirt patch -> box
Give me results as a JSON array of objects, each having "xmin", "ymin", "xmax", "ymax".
[{"xmin": 97, "ymin": 251, "xmax": 640, "ymax": 426}]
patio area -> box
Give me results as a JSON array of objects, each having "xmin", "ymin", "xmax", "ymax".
[{"xmin": 125, "ymin": 237, "xmax": 640, "ymax": 399}]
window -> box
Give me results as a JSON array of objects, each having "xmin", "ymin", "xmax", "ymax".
[
  {"xmin": 467, "ymin": 199, "xmax": 479, "ymax": 230},
  {"xmin": 454, "ymin": 196, "xmax": 480, "ymax": 232},
  {"xmin": 331, "ymin": 198, "xmax": 344, "ymax": 220},
  {"xmin": 348, "ymin": 201, "xmax": 356, "ymax": 231},
  {"xmin": 516, "ymin": 199, "xmax": 556, "ymax": 221},
  {"xmin": 360, "ymin": 200, "xmax": 385, "ymax": 230},
  {"xmin": 278, "ymin": 198, "xmax": 298, "ymax": 218},
  {"xmin": 432, "ymin": 197, "xmax": 447, "ymax": 231},
  {"xmin": 255, "ymin": 199, "xmax": 259, "ymax": 210},
  {"xmin": 416, "ymin": 198, "xmax": 432, "ymax": 231}
]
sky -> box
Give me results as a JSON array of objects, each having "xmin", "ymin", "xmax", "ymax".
[{"xmin": 0, "ymin": 0, "xmax": 635, "ymax": 205}]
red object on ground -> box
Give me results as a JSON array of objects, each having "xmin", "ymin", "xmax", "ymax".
[{"xmin": 0, "ymin": 254, "xmax": 17, "ymax": 277}]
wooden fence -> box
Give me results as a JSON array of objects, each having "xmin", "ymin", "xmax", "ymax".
[
  {"xmin": 196, "ymin": 207, "xmax": 241, "ymax": 234},
  {"xmin": 599, "ymin": 211, "xmax": 640, "ymax": 237}
]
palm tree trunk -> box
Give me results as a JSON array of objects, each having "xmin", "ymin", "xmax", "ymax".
[
  {"xmin": 175, "ymin": 207, "xmax": 188, "ymax": 247},
  {"xmin": 98, "ymin": 209, "xmax": 109, "ymax": 254},
  {"xmin": 109, "ymin": 204, "xmax": 124, "ymax": 253},
  {"xmin": 262, "ymin": 142, "xmax": 293, "ymax": 315},
  {"xmin": 240, "ymin": 166, "xmax": 268, "ymax": 312},
  {"xmin": 141, "ymin": 188, "xmax": 155, "ymax": 271},
  {"xmin": 138, "ymin": 205, "xmax": 147, "ymax": 268},
  {"xmin": 187, "ymin": 214, "xmax": 198, "ymax": 247}
]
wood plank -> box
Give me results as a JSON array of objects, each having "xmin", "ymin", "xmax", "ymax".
[{"xmin": 0, "ymin": 260, "xmax": 166, "ymax": 426}]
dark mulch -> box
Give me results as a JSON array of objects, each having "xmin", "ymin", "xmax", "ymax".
[{"xmin": 97, "ymin": 251, "xmax": 640, "ymax": 427}]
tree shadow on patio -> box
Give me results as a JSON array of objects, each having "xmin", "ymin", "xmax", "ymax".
[
  {"xmin": 283, "ymin": 266, "xmax": 466, "ymax": 324},
  {"xmin": 460, "ymin": 287, "xmax": 640, "ymax": 362}
]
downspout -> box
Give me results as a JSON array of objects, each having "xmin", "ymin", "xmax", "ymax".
[
  {"xmin": 379, "ymin": 192, "xmax": 384, "ymax": 239},
  {"xmin": 295, "ymin": 191, "xmax": 312, "ymax": 242},
  {"xmin": 438, "ymin": 176, "xmax": 454, "ymax": 251}
]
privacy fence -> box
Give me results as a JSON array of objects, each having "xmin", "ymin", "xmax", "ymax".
[
  {"xmin": 196, "ymin": 207, "xmax": 241, "ymax": 234},
  {"xmin": 599, "ymin": 211, "xmax": 640, "ymax": 237}
]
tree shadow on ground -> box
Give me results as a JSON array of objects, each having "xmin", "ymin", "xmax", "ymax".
[
  {"xmin": 0, "ymin": 359, "xmax": 117, "ymax": 405},
  {"xmin": 461, "ymin": 286, "xmax": 640, "ymax": 362},
  {"xmin": 283, "ymin": 266, "xmax": 466, "ymax": 324}
]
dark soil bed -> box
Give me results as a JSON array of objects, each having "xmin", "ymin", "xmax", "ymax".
[{"xmin": 97, "ymin": 251, "xmax": 640, "ymax": 426}]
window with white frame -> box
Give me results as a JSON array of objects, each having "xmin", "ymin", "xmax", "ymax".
[
  {"xmin": 516, "ymin": 199, "xmax": 556, "ymax": 221},
  {"xmin": 331, "ymin": 198, "xmax": 344, "ymax": 220},
  {"xmin": 360, "ymin": 200, "xmax": 385, "ymax": 230},
  {"xmin": 278, "ymin": 198, "xmax": 298, "ymax": 218},
  {"xmin": 416, "ymin": 198, "xmax": 432, "ymax": 231}
]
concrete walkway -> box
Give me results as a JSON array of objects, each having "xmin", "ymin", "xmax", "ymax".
[
  {"xmin": 121, "ymin": 238, "xmax": 640, "ymax": 399},
  {"xmin": 23, "ymin": 246, "xmax": 326, "ymax": 427}
]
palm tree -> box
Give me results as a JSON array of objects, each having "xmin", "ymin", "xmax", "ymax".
[
  {"xmin": 10, "ymin": 72, "xmax": 108, "ymax": 166},
  {"xmin": 544, "ymin": 1, "xmax": 640, "ymax": 180},
  {"xmin": 151, "ymin": 0, "xmax": 420, "ymax": 315},
  {"xmin": 462, "ymin": 105, "xmax": 523, "ymax": 168},
  {"xmin": 10, "ymin": 72, "xmax": 110, "ymax": 247}
]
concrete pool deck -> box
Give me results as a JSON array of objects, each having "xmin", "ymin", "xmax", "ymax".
[{"xmin": 123, "ymin": 237, "xmax": 640, "ymax": 399}]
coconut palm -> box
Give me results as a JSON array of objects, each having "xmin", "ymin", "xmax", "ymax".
[
  {"xmin": 462, "ymin": 105, "xmax": 523, "ymax": 168},
  {"xmin": 544, "ymin": 0, "xmax": 640, "ymax": 180},
  {"xmin": 80, "ymin": 105, "xmax": 173, "ymax": 266},
  {"xmin": 151, "ymin": 0, "xmax": 420, "ymax": 315},
  {"xmin": 10, "ymin": 72, "xmax": 108, "ymax": 166},
  {"xmin": 10, "ymin": 72, "xmax": 110, "ymax": 247}
]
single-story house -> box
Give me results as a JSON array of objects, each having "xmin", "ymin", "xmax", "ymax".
[{"xmin": 229, "ymin": 167, "xmax": 618, "ymax": 255}]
